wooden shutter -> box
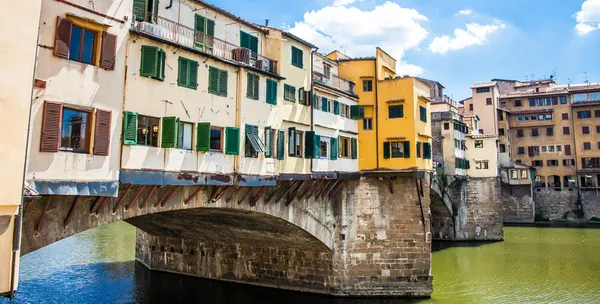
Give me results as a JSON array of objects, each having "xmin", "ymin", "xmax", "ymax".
[
  {"xmin": 383, "ymin": 142, "xmax": 390, "ymax": 159},
  {"xmin": 288, "ymin": 127, "xmax": 295, "ymax": 156},
  {"xmin": 253, "ymin": 74, "xmax": 259, "ymax": 99},
  {"xmin": 351, "ymin": 138, "xmax": 358, "ymax": 159},
  {"xmin": 161, "ymin": 116, "xmax": 177, "ymax": 148},
  {"xmin": 189, "ymin": 60, "xmax": 198, "ymax": 89},
  {"xmin": 334, "ymin": 101, "xmax": 340, "ymax": 115},
  {"xmin": 277, "ymin": 130, "xmax": 285, "ymax": 160},
  {"xmin": 218, "ymin": 69, "xmax": 228, "ymax": 96},
  {"xmin": 133, "ymin": 0, "xmax": 146, "ymax": 21},
  {"xmin": 403, "ymin": 141, "xmax": 411, "ymax": 158},
  {"xmin": 225, "ymin": 127, "xmax": 240, "ymax": 155},
  {"xmin": 330, "ymin": 137, "xmax": 338, "ymax": 160},
  {"xmin": 314, "ymin": 134, "xmax": 321, "ymax": 158},
  {"xmin": 358, "ymin": 106, "xmax": 365, "ymax": 119},
  {"xmin": 122, "ymin": 111, "xmax": 138, "ymax": 145},
  {"xmin": 424, "ymin": 143, "xmax": 431, "ymax": 159},
  {"xmin": 195, "ymin": 15, "xmax": 205, "ymax": 33},
  {"xmin": 246, "ymin": 73, "xmax": 253, "ymax": 98},
  {"xmin": 196, "ymin": 122, "xmax": 210, "ymax": 151},
  {"xmin": 99, "ymin": 32, "xmax": 117, "ymax": 70},
  {"xmin": 140, "ymin": 46, "xmax": 158, "ymax": 77},
  {"xmin": 178, "ymin": 57, "xmax": 188, "ymax": 87},
  {"xmin": 54, "ymin": 17, "xmax": 72, "ymax": 59},
  {"xmin": 416, "ymin": 142, "xmax": 421, "ymax": 158},
  {"xmin": 305, "ymin": 131, "xmax": 315, "ymax": 159},
  {"xmin": 207, "ymin": 19, "xmax": 215, "ymax": 37},
  {"xmin": 264, "ymin": 127, "xmax": 272, "ymax": 157},
  {"xmin": 240, "ymin": 31, "xmax": 249, "ymax": 49},
  {"xmin": 250, "ymin": 35, "xmax": 258, "ymax": 54},
  {"xmin": 93, "ymin": 109, "xmax": 112, "ymax": 156},
  {"xmin": 40, "ymin": 101, "xmax": 62, "ymax": 152},
  {"xmin": 157, "ymin": 50, "xmax": 166, "ymax": 81},
  {"xmin": 350, "ymin": 105, "xmax": 359, "ymax": 119},
  {"xmin": 321, "ymin": 97, "xmax": 328, "ymax": 111},
  {"xmin": 208, "ymin": 67, "xmax": 218, "ymax": 93}
]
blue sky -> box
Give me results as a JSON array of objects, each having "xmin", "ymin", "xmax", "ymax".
[{"xmin": 207, "ymin": 0, "xmax": 600, "ymax": 100}]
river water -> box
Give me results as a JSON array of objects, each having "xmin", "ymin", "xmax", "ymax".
[{"xmin": 3, "ymin": 222, "xmax": 600, "ymax": 303}]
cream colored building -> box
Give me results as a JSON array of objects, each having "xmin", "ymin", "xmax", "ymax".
[
  {"xmin": 0, "ymin": 0, "xmax": 42, "ymax": 297},
  {"xmin": 463, "ymin": 82, "xmax": 500, "ymax": 135}
]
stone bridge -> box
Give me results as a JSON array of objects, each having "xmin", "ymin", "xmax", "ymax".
[{"xmin": 22, "ymin": 174, "xmax": 433, "ymax": 297}]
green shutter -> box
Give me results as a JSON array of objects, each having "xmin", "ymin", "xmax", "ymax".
[
  {"xmin": 218, "ymin": 69, "xmax": 228, "ymax": 96},
  {"xmin": 330, "ymin": 137, "xmax": 338, "ymax": 160},
  {"xmin": 305, "ymin": 131, "xmax": 315, "ymax": 159},
  {"xmin": 350, "ymin": 105, "xmax": 360, "ymax": 119},
  {"xmin": 264, "ymin": 127, "xmax": 272, "ymax": 157},
  {"xmin": 140, "ymin": 46, "xmax": 158, "ymax": 78},
  {"xmin": 334, "ymin": 101, "xmax": 340, "ymax": 115},
  {"xmin": 246, "ymin": 73, "xmax": 253, "ymax": 99},
  {"xmin": 314, "ymin": 134, "xmax": 321, "ymax": 158},
  {"xmin": 157, "ymin": 50, "xmax": 166, "ymax": 81},
  {"xmin": 194, "ymin": 14, "xmax": 206, "ymax": 48},
  {"xmin": 249, "ymin": 35, "xmax": 258, "ymax": 54},
  {"xmin": 291, "ymin": 46, "xmax": 303, "ymax": 68},
  {"xmin": 161, "ymin": 117, "xmax": 177, "ymax": 148},
  {"xmin": 208, "ymin": 67, "xmax": 218, "ymax": 94},
  {"xmin": 133, "ymin": 0, "xmax": 146, "ymax": 21},
  {"xmin": 383, "ymin": 142, "xmax": 390, "ymax": 159},
  {"xmin": 196, "ymin": 122, "xmax": 210, "ymax": 151},
  {"xmin": 253, "ymin": 74, "xmax": 259, "ymax": 99},
  {"xmin": 225, "ymin": 127, "xmax": 240, "ymax": 155},
  {"xmin": 351, "ymin": 138, "xmax": 358, "ymax": 159},
  {"xmin": 123, "ymin": 111, "xmax": 138, "ymax": 145},
  {"xmin": 266, "ymin": 79, "xmax": 277, "ymax": 105},
  {"xmin": 313, "ymin": 93, "xmax": 318, "ymax": 109},
  {"xmin": 403, "ymin": 141, "xmax": 410, "ymax": 158},
  {"xmin": 416, "ymin": 142, "xmax": 422, "ymax": 158},
  {"xmin": 207, "ymin": 19, "xmax": 215, "ymax": 37},
  {"xmin": 321, "ymin": 97, "xmax": 328, "ymax": 112},
  {"xmin": 424, "ymin": 142, "xmax": 432, "ymax": 159},
  {"xmin": 240, "ymin": 31, "xmax": 250, "ymax": 49},
  {"xmin": 189, "ymin": 60, "xmax": 198, "ymax": 89},
  {"xmin": 178, "ymin": 57, "xmax": 188, "ymax": 87},
  {"xmin": 277, "ymin": 130, "xmax": 284, "ymax": 160},
  {"xmin": 288, "ymin": 127, "xmax": 295, "ymax": 156},
  {"xmin": 358, "ymin": 106, "xmax": 364, "ymax": 119}
]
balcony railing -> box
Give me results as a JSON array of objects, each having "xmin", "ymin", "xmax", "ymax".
[
  {"xmin": 131, "ymin": 9, "xmax": 277, "ymax": 74},
  {"xmin": 313, "ymin": 66, "xmax": 355, "ymax": 95}
]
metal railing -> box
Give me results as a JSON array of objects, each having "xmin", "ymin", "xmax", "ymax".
[
  {"xmin": 131, "ymin": 9, "xmax": 277, "ymax": 74},
  {"xmin": 313, "ymin": 66, "xmax": 355, "ymax": 95}
]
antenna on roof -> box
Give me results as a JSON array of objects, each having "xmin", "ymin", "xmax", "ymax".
[
  {"xmin": 584, "ymin": 72, "xmax": 589, "ymax": 84},
  {"xmin": 265, "ymin": 19, "xmax": 269, "ymax": 26},
  {"xmin": 567, "ymin": 78, "xmax": 572, "ymax": 87}
]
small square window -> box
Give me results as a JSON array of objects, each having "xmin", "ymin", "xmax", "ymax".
[
  {"xmin": 444, "ymin": 123, "xmax": 449, "ymax": 130},
  {"xmin": 61, "ymin": 107, "xmax": 91, "ymax": 153},
  {"xmin": 475, "ymin": 140, "xmax": 483, "ymax": 148},
  {"xmin": 584, "ymin": 142, "xmax": 591, "ymax": 150},
  {"xmin": 210, "ymin": 127, "xmax": 223, "ymax": 151},
  {"xmin": 137, "ymin": 115, "xmax": 160, "ymax": 147},
  {"xmin": 363, "ymin": 118, "xmax": 373, "ymax": 130},
  {"xmin": 177, "ymin": 121, "xmax": 193, "ymax": 150},
  {"xmin": 514, "ymin": 100, "xmax": 522, "ymax": 107},
  {"xmin": 518, "ymin": 147, "xmax": 525, "ymax": 154},
  {"xmin": 562, "ymin": 113, "xmax": 568, "ymax": 120},
  {"xmin": 319, "ymin": 137, "xmax": 330, "ymax": 159},
  {"xmin": 563, "ymin": 127, "xmax": 570, "ymax": 135},
  {"xmin": 363, "ymin": 80, "xmax": 373, "ymax": 92},
  {"xmin": 486, "ymin": 98, "xmax": 492, "ymax": 105},
  {"xmin": 469, "ymin": 104, "xmax": 474, "ymax": 111},
  {"xmin": 583, "ymin": 126, "xmax": 590, "ymax": 134}
]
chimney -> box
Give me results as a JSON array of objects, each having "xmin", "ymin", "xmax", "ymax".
[{"xmin": 265, "ymin": 19, "xmax": 269, "ymax": 26}]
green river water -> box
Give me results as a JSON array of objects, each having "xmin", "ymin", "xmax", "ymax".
[{"xmin": 3, "ymin": 223, "xmax": 600, "ymax": 303}]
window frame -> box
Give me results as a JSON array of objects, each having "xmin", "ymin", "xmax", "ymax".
[
  {"xmin": 363, "ymin": 117, "xmax": 373, "ymax": 130},
  {"xmin": 419, "ymin": 106, "xmax": 427, "ymax": 122},
  {"xmin": 284, "ymin": 84, "xmax": 296, "ymax": 102},
  {"xmin": 389, "ymin": 105, "xmax": 404, "ymax": 119},
  {"xmin": 209, "ymin": 126, "xmax": 224, "ymax": 152},
  {"xmin": 177, "ymin": 121, "xmax": 194, "ymax": 150},
  {"xmin": 68, "ymin": 24, "xmax": 98, "ymax": 65},
  {"xmin": 474, "ymin": 140, "xmax": 484, "ymax": 148},
  {"xmin": 319, "ymin": 136, "xmax": 330, "ymax": 160},
  {"xmin": 60, "ymin": 106, "xmax": 92, "ymax": 153},
  {"xmin": 339, "ymin": 136, "xmax": 351, "ymax": 158},
  {"xmin": 136, "ymin": 114, "xmax": 160, "ymax": 147},
  {"xmin": 291, "ymin": 46, "xmax": 304, "ymax": 68},
  {"xmin": 362, "ymin": 80, "xmax": 373, "ymax": 92}
]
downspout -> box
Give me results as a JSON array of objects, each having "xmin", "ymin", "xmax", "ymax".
[
  {"xmin": 118, "ymin": 33, "xmax": 131, "ymax": 175},
  {"xmin": 310, "ymin": 48, "xmax": 315, "ymax": 173},
  {"xmin": 234, "ymin": 67, "xmax": 242, "ymax": 171},
  {"xmin": 166, "ymin": 0, "xmax": 173, "ymax": 9},
  {"xmin": 569, "ymin": 97, "xmax": 579, "ymax": 193},
  {"xmin": 374, "ymin": 57, "xmax": 380, "ymax": 169},
  {"xmin": 10, "ymin": 3, "xmax": 43, "ymax": 299}
]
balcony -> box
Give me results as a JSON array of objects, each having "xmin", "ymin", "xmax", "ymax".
[
  {"xmin": 313, "ymin": 66, "xmax": 355, "ymax": 95},
  {"xmin": 131, "ymin": 9, "xmax": 277, "ymax": 74}
]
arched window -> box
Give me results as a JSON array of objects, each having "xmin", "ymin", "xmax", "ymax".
[
  {"xmin": 548, "ymin": 175, "xmax": 561, "ymax": 190},
  {"xmin": 563, "ymin": 175, "xmax": 576, "ymax": 189}
]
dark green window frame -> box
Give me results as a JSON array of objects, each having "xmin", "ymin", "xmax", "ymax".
[
  {"xmin": 247, "ymin": 73, "xmax": 259, "ymax": 100},
  {"xmin": 389, "ymin": 105, "xmax": 404, "ymax": 118},
  {"xmin": 266, "ymin": 79, "xmax": 277, "ymax": 105},
  {"xmin": 140, "ymin": 45, "xmax": 166, "ymax": 81},
  {"xmin": 423, "ymin": 142, "xmax": 432, "ymax": 159},
  {"xmin": 419, "ymin": 106, "xmax": 427, "ymax": 122},
  {"xmin": 245, "ymin": 124, "xmax": 266, "ymax": 158},
  {"xmin": 194, "ymin": 14, "xmax": 215, "ymax": 51},
  {"xmin": 177, "ymin": 57, "xmax": 198, "ymax": 89},
  {"xmin": 284, "ymin": 84, "xmax": 296, "ymax": 102},
  {"xmin": 291, "ymin": 46, "xmax": 303, "ymax": 68},
  {"xmin": 383, "ymin": 141, "xmax": 410, "ymax": 159},
  {"xmin": 208, "ymin": 66, "xmax": 228, "ymax": 96}
]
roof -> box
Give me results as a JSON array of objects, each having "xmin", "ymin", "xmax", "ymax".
[
  {"xmin": 415, "ymin": 77, "xmax": 445, "ymax": 89},
  {"xmin": 259, "ymin": 26, "xmax": 318, "ymax": 49},
  {"xmin": 491, "ymin": 78, "xmax": 518, "ymax": 83},
  {"xmin": 338, "ymin": 56, "xmax": 376, "ymax": 62},
  {"xmin": 193, "ymin": 0, "xmax": 267, "ymax": 34},
  {"xmin": 471, "ymin": 81, "xmax": 496, "ymax": 89},
  {"xmin": 565, "ymin": 83, "xmax": 600, "ymax": 93},
  {"xmin": 470, "ymin": 134, "xmax": 497, "ymax": 139}
]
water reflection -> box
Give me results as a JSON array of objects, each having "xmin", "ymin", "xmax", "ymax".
[{"xmin": 3, "ymin": 222, "xmax": 600, "ymax": 303}]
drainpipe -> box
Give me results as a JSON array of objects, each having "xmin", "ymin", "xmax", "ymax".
[
  {"xmin": 10, "ymin": 3, "xmax": 43, "ymax": 299},
  {"xmin": 310, "ymin": 48, "xmax": 315, "ymax": 173},
  {"xmin": 166, "ymin": 0, "xmax": 173, "ymax": 9},
  {"xmin": 118, "ymin": 33, "xmax": 131, "ymax": 174},
  {"xmin": 570, "ymin": 97, "xmax": 579, "ymax": 193},
  {"xmin": 234, "ymin": 67, "xmax": 242, "ymax": 171}
]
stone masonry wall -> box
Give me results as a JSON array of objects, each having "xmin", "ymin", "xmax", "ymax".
[
  {"xmin": 501, "ymin": 185, "xmax": 534, "ymax": 223},
  {"xmin": 581, "ymin": 191, "xmax": 600, "ymax": 222},
  {"xmin": 449, "ymin": 178, "xmax": 503, "ymax": 241},
  {"xmin": 135, "ymin": 176, "xmax": 433, "ymax": 297},
  {"xmin": 534, "ymin": 189, "xmax": 579, "ymax": 221}
]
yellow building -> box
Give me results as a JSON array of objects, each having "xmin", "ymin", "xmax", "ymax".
[{"xmin": 333, "ymin": 48, "xmax": 432, "ymax": 171}]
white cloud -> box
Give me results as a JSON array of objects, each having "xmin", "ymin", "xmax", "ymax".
[
  {"xmin": 457, "ymin": 9, "xmax": 472, "ymax": 16},
  {"xmin": 574, "ymin": 0, "xmax": 600, "ymax": 35},
  {"xmin": 288, "ymin": 1, "xmax": 428, "ymax": 75},
  {"xmin": 333, "ymin": 0, "xmax": 356, "ymax": 6},
  {"xmin": 428, "ymin": 20, "xmax": 506, "ymax": 54}
]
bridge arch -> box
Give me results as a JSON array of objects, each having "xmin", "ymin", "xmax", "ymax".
[{"xmin": 21, "ymin": 183, "xmax": 335, "ymax": 255}]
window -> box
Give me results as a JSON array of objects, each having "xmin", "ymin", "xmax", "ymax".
[
  {"xmin": 291, "ymin": 46, "xmax": 303, "ymax": 68},
  {"xmin": 592, "ymin": 93, "xmax": 600, "ymax": 101},
  {"xmin": 266, "ymin": 79, "xmax": 277, "ymax": 105},
  {"xmin": 547, "ymin": 160, "xmax": 559, "ymax": 167},
  {"xmin": 499, "ymin": 144, "xmax": 506, "ymax": 153},
  {"xmin": 583, "ymin": 126, "xmax": 590, "ymax": 134},
  {"xmin": 510, "ymin": 170, "xmax": 518, "ymax": 179},
  {"xmin": 246, "ymin": 73, "xmax": 259, "ymax": 100},
  {"xmin": 537, "ymin": 99, "xmax": 543, "ymax": 106},
  {"xmin": 528, "ymin": 146, "xmax": 540, "ymax": 157},
  {"xmin": 518, "ymin": 147, "xmax": 525, "ymax": 154},
  {"xmin": 475, "ymin": 140, "xmax": 483, "ymax": 148},
  {"xmin": 339, "ymin": 137, "xmax": 351, "ymax": 158},
  {"xmin": 597, "ymin": 126, "xmax": 600, "ymax": 134},
  {"xmin": 544, "ymin": 98, "xmax": 551, "ymax": 106},
  {"xmin": 499, "ymin": 128, "xmax": 505, "ymax": 136},
  {"xmin": 476, "ymin": 87, "xmax": 490, "ymax": 93},
  {"xmin": 548, "ymin": 145, "xmax": 555, "ymax": 152},
  {"xmin": 288, "ymin": 128, "xmax": 303, "ymax": 157},
  {"xmin": 245, "ymin": 125, "xmax": 266, "ymax": 158},
  {"xmin": 529, "ymin": 99, "xmax": 535, "ymax": 107},
  {"xmin": 136, "ymin": 115, "xmax": 159, "ymax": 147},
  {"xmin": 240, "ymin": 31, "xmax": 258, "ymax": 57},
  {"xmin": 193, "ymin": 14, "xmax": 215, "ymax": 50},
  {"xmin": 319, "ymin": 137, "xmax": 330, "ymax": 159},
  {"xmin": 323, "ymin": 64, "xmax": 331, "ymax": 78},
  {"xmin": 389, "ymin": 105, "xmax": 404, "ymax": 118},
  {"xmin": 210, "ymin": 127, "xmax": 223, "ymax": 151},
  {"xmin": 596, "ymin": 110, "xmax": 600, "ymax": 117},
  {"xmin": 469, "ymin": 104, "xmax": 473, "ymax": 111},
  {"xmin": 174, "ymin": 121, "xmax": 192, "ymax": 150},
  {"xmin": 501, "ymin": 101, "xmax": 507, "ymax": 107},
  {"xmin": 60, "ymin": 107, "xmax": 91, "ymax": 152},
  {"xmin": 531, "ymin": 129, "xmax": 539, "ymax": 137},
  {"xmin": 563, "ymin": 159, "xmax": 575, "ymax": 166},
  {"xmin": 263, "ymin": 127, "xmax": 277, "ymax": 158},
  {"xmin": 298, "ymin": 88, "xmax": 307, "ymax": 105},
  {"xmin": 546, "ymin": 127, "xmax": 554, "ymax": 136},
  {"xmin": 584, "ymin": 142, "xmax": 592, "ymax": 150},
  {"xmin": 391, "ymin": 142, "xmax": 406, "ymax": 158},
  {"xmin": 486, "ymin": 98, "xmax": 492, "ymax": 105},
  {"xmin": 208, "ymin": 66, "xmax": 228, "ymax": 96},
  {"xmin": 578, "ymin": 110, "xmax": 592, "ymax": 119},
  {"xmin": 68, "ymin": 24, "xmax": 97, "ymax": 65},
  {"xmin": 283, "ymin": 84, "xmax": 296, "ymax": 102},
  {"xmin": 563, "ymin": 127, "xmax": 570, "ymax": 135},
  {"xmin": 562, "ymin": 113, "xmax": 568, "ymax": 120},
  {"xmin": 419, "ymin": 106, "xmax": 427, "ymax": 122},
  {"xmin": 177, "ymin": 57, "xmax": 199, "ymax": 89},
  {"xmin": 545, "ymin": 114, "xmax": 552, "ymax": 120},
  {"xmin": 517, "ymin": 116, "xmax": 523, "ymax": 122},
  {"xmin": 556, "ymin": 145, "xmax": 562, "ymax": 152},
  {"xmin": 582, "ymin": 157, "xmax": 600, "ymax": 169},
  {"xmin": 517, "ymin": 129, "xmax": 524, "ymax": 137},
  {"xmin": 320, "ymin": 97, "xmax": 329, "ymax": 112},
  {"xmin": 532, "ymin": 160, "xmax": 543, "ymax": 167},
  {"xmin": 514, "ymin": 100, "xmax": 522, "ymax": 107},
  {"xmin": 598, "ymin": 142, "xmax": 600, "ymax": 150},
  {"xmin": 363, "ymin": 80, "xmax": 373, "ymax": 92},
  {"xmin": 541, "ymin": 146, "xmax": 547, "ymax": 153},
  {"xmin": 552, "ymin": 97, "xmax": 558, "ymax": 105},
  {"xmin": 444, "ymin": 123, "xmax": 450, "ymax": 130},
  {"xmin": 565, "ymin": 145, "xmax": 572, "ymax": 155},
  {"xmin": 560, "ymin": 96, "xmax": 567, "ymax": 104},
  {"xmin": 424, "ymin": 142, "xmax": 432, "ymax": 159},
  {"xmin": 475, "ymin": 161, "xmax": 489, "ymax": 169},
  {"xmin": 363, "ymin": 118, "xmax": 373, "ymax": 130},
  {"xmin": 140, "ymin": 46, "xmax": 166, "ymax": 80},
  {"xmin": 133, "ymin": 0, "xmax": 159, "ymax": 22},
  {"xmin": 479, "ymin": 129, "xmax": 483, "ymax": 134}
]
